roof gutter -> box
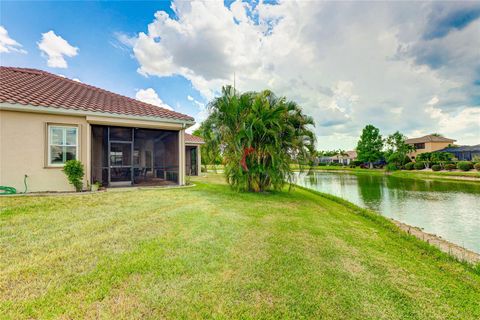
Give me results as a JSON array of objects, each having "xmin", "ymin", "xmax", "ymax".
[{"xmin": 0, "ymin": 102, "xmax": 195, "ymax": 127}]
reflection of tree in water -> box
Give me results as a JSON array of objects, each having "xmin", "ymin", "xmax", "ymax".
[
  {"xmin": 356, "ymin": 174, "xmax": 384, "ymax": 210},
  {"xmin": 385, "ymin": 176, "xmax": 480, "ymax": 195},
  {"xmin": 306, "ymin": 173, "xmax": 319, "ymax": 186}
]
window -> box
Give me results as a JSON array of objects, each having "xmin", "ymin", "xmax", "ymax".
[
  {"xmin": 48, "ymin": 125, "xmax": 78, "ymax": 166},
  {"xmin": 414, "ymin": 143, "xmax": 425, "ymax": 150}
]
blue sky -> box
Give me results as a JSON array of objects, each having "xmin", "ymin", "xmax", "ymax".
[
  {"xmin": 1, "ymin": 1, "xmax": 479, "ymax": 148},
  {"xmin": 1, "ymin": 1, "xmax": 203, "ymax": 117}
]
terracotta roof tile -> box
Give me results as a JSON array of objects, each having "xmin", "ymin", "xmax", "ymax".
[
  {"xmin": 185, "ymin": 133, "xmax": 204, "ymax": 144},
  {"xmin": 0, "ymin": 66, "xmax": 194, "ymax": 122},
  {"xmin": 405, "ymin": 134, "xmax": 456, "ymax": 144}
]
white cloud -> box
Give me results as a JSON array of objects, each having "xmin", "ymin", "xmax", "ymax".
[
  {"xmin": 37, "ymin": 30, "xmax": 78, "ymax": 68},
  {"xmin": 423, "ymin": 101, "xmax": 480, "ymax": 142},
  {"xmin": 135, "ymin": 88, "xmax": 173, "ymax": 111},
  {"xmin": 185, "ymin": 94, "xmax": 208, "ymax": 133},
  {"xmin": 0, "ymin": 26, "xmax": 26, "ymax": 54},
  {"xmin": 126, "ymin": 1, "xmax": 480, "ymax": 148}
]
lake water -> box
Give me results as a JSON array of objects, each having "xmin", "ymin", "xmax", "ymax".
[{"xmin": 294, "ymin": 171, "xmax": 480, "ymax": 253}]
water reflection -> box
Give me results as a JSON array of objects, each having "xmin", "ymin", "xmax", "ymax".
[{"xmin": 295, "ymin": 172, "xmax": 480, "ymax": 253}]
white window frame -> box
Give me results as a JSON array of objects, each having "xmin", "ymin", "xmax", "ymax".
[{"xmin": 47, "ymin": 125, "xmax": 79, "ymax": 167}]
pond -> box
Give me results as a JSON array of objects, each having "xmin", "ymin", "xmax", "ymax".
[{"xmin": 294, "ymin": 171, "xmax": 480, "ymax": 253}]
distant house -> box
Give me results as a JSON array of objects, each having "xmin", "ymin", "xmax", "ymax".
[
  {"xmin": 319, "ymin": 150, "xmax": 357, "ymax": 165},
  {"xmin": 405, "ymin": 135, "xmax": 456, "ymax": 159},
  {"xmin": 436, "ymin": 145, "xmax": 480, "ymax": 161}
]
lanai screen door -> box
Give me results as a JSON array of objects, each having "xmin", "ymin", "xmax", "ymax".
[{"xmin": 108, "ymin": 127, "xmax": 133, "ymax": 186}]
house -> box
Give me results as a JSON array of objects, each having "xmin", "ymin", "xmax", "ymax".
[
  {"xmin": 436, "ymin": 145, "xmax": 480, "ymax": 161},
  {"xmin": 0, "ymin": 67, "xmax": 204, "ymax": 192},
  {"xmin": 319, "ymin": 150, "xmax": 357, "ymax": 165},
  {"xmin": 405, "ymin": 134, "xmax": 456, "ymax": 159}
]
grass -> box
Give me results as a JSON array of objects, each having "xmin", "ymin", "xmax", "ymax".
[
  {"xmin": 1, "ymin": 174, "xmax": 479, "ymax": 319},
  {"xmin": 308, "ymin": 165, "xmax": 480, "ymax": 182},
  {"xmin": 208, "ymin": 164, "xmax": 480, "ymax": 182}
]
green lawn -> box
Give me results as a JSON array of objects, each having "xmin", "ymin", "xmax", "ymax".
[
  {"xmin": 1, "ymin": 175, "xmax": 479, "ymax": 319},
  {"xmin": 307, "ymin": 166, "xmax": 480, "ymax": 182}
]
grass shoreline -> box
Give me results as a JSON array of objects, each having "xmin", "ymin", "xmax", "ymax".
[
  {"xmin": 1, "ymin": 174, "xmax": 479, "ymax": 318},
  {"xmin": 208, "ymin": 164, "xmax": 480, "ymax": 182},
  {"xmin": 294, "ymin": 185, "xmax": 480, "ymax": 265},
  {"xmin": 301, "ymin": 166, "xmax": 480, "ymax": 182}
]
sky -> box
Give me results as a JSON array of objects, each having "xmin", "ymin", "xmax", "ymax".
[{"xmin": 1, "ymin": 0, "xmax": 479, "ymax": 149}]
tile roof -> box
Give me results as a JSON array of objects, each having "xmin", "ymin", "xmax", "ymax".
[
  {"xmin": 405, "ymin": 134, "xmax": 456, "ymax": 144},
  {"xmin": 185, "ymin": 133, "xmax": 204, "ymax": 144},
  {"xmin": 439, "ymin": 144, "xmax": 480, "ymax": 152},
  {"xmin": 345, "ymin": 150, "xmax": 357, "ymax": 158},
  {"xmin": 0, "ymin": 66, "xmax": 194, "ymax": 122}
]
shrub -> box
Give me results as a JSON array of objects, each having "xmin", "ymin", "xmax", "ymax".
[
  {"xmin": 457, "ymin": 161, "xmax": 473, "ymax": 171},
  {"xmin": 385, "ymin": 163, "xmax": 398, "ymax": 171},
  {"xmin": 404, "ymin": 162, "xmax": 414, "ymax": 170},
  {"xmin": 349, "ymin": 164, "xmax": 356, "ymax": 168},
  {"xmin": 414, "ymin": 161, "xmax": 425, "ymax": 170},
  {"xmin": 431, "ymin": 164, "xmax": 441, "ymax": 171},
  {"xmin": 475, "ymin": 163, "xmax": 480, "ymax": 172},
  {"xmin": 317, "ymin": 162, "xmax": 327, "ymax": 166},
  {"xmin": 352, "ymin": 160, "xmax": 363, "ymax": 166},
  {"xmin": 63, "ymin": 160, "xmax": 84, "ymax": 192},
  {"xmin": 445, "ymin": 163, "xmax": 456, "ymax": 171}
]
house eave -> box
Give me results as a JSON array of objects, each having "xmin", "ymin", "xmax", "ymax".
[
  {"xmin": 185, "ymin": 142, "xmax": 205, "ymax": 146},
  {"xmin": 0, "ymin": 102, "xmax": 195, "ymax": 127}
]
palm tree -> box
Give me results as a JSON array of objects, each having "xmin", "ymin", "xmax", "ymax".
[{"xmin": 203, "ymin": 86, "xmax": 315, "ymax": 192}]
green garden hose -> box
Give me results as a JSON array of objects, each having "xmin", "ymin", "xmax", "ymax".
[
  {"xmin": 0, "ymin": 186, "xmax": 17, "ymax": 195},
  {"xmin": 0, "ymin": 174, "xmax": 28, "ymax": 195}
]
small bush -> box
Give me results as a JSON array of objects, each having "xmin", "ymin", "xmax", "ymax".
[
  {"xmin": 445, "ymin": 163, "xmax": 456, "ymax": 171},
  {"xmin": 352, "ymin": 160, "xmax": 363, "ymax": 166},
  {"xmin": 404, "ymin": 162, "xmax": 414, "ymax": 170},
  {"xmin": 414, "ymin": 162, "xmax": 425, "ymax": 170},
  {"xmin": 318, "ymin": 162, "xmax": 327, "ymax": 166},
  {"xmin": 431, "ymin": 164, "xmax": 441, "ymax": 171},
  {"xmin": 457, "ymin": 161, "xmax": 473, "ymax": 171},
  {"xmin": 349, "ymin": 164, "xmax": 356, "ymax": 168},
  {"xmin": 63, "ymin": 160, "xmax": 84, "ymax": 192},
  {"xmin": 475, "ymin": 163, "xmax": 480, "ymax": 171},
  {"xmin": 385, "ymin": 163, "xmax": 398, "ymax": 171}
]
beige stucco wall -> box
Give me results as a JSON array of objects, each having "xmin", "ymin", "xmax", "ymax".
[
  {"xmin": 0, "ymin": 110, "xmax": 89, "ymax": 192},
  {"xmin": 408, "ymin": 141, "xmax": 452, "ymax": 158},
  {"xmin": 1, "ymin": 109, "xmax": 190, "ymax": 192}
]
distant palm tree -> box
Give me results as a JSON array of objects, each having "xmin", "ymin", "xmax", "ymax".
[
  {"xmin": 204, "ymin": 86, "xmax": 316, "ymax": 192},
  {"xmin": 431, "ymin": 133, "xmax": 444, "ymax": 137}
]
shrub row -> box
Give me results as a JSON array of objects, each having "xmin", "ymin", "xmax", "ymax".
[
  {"xmin": 318, "ymin": 160, "xmax": 479, "ymax": 172},
  {"xmin": 445, "ymin": 164, "xmax": 457, "ymax": 171},
  {"xmin": 402, "ymin": 161, "xmax": 477, "ymax": 171},
  {"xmin": 457, "ymin": 161, "xmax": 473, "ymax": 171},
  {"xmin": 414, "ymin": 162, "xmax": 425, "ymax": 170}
]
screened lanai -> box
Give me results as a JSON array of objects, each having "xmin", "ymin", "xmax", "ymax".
[{"xmin": 91, "ymin": 126, "xmax": 179, "ymax": 187}]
